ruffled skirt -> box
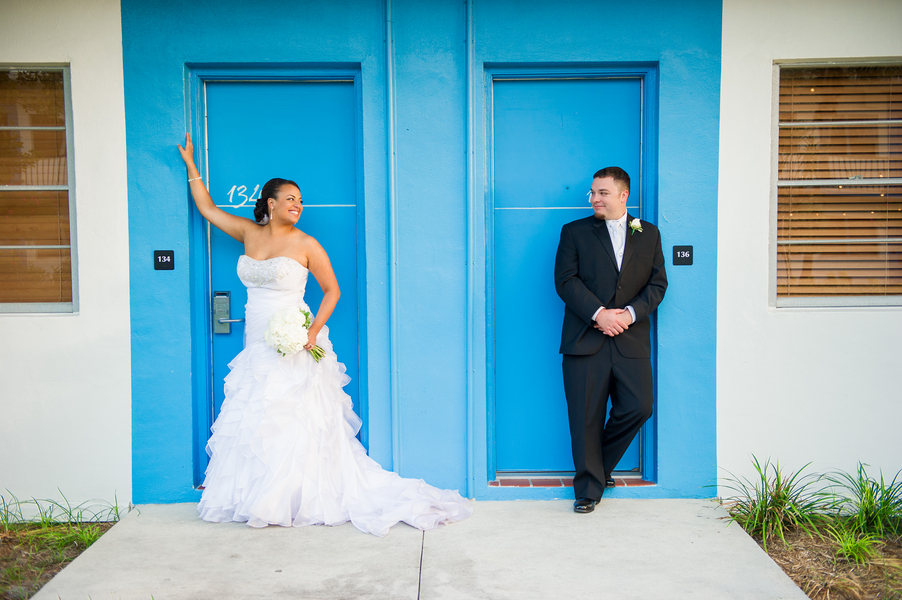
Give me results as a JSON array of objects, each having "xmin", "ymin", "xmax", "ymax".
[{"xmin": 197, "ymin": 327, "xmax": 472, "ymax": 537}]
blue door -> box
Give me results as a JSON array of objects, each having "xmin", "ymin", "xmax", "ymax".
[
  {"xmin": 492, "ymin": 77, "xmax": 646, "ymax": 475},
  {"xmin": 203, "ymin": 79, "xmax": 360, "ymax": 458}
]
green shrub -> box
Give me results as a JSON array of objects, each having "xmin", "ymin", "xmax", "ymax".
[
  {"xmin": 825, "ymin": 522, "xmax": 880, "ymax": 565},
  {"xmin": 825, "ymin": 462, "xmax": 902, "ymax": 537},
  {"xmin": 719, "ymin": 456, "xmax": 833, "ymax": 550}
]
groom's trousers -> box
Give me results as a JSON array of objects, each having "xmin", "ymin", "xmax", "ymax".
[{"xmin": 563, "ymin": 340, "xmax": 654, "ymax": 501}]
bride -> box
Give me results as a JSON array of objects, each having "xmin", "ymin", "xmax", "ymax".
[{"xmin": 178, "ymin": 134, "xmax": 472, "ymax": 536}]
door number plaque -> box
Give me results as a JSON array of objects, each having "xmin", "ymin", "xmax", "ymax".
[
  {"xmin": 673, "ymin": 246, "xmax": 693, "ymax": 266},
  {"xmin": 154, "ymin": 250, "xmax": 175, "ymax": 270}
]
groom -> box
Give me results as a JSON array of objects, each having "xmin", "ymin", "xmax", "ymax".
[{"xmin": 554, "ymin": 166, "xmax": 667, "ymax": 514}]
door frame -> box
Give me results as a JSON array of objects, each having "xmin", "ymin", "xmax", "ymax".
[
  {"xmin": 474, "ymin": 64, "xmax": 660, "ymax": 496},
  {"xmin": 185, "ymin": 65, "xmax": 367, "ymax": 486}
]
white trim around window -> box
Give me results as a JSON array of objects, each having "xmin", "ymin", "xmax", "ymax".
[{"xmin": 0, "ymin": 64, "xmax": 78, "ymax": 314}]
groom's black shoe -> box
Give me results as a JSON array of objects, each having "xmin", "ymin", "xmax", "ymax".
[{"xmin": 573, "ymin": 498, "xmax": 597, "ymax": 514}]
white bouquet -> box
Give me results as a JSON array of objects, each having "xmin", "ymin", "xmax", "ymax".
[{"xmin": 264, "ymin": 306, "xmax": 325, "ymax": 362}]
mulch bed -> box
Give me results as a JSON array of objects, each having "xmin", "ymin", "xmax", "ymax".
[
  {"xmin": 759, "ymin": 530, "xmax": 902, "ymax": 600},
  {"xmin": 0, "ymin": 522, "xmax": 115, "ymax": 600}
]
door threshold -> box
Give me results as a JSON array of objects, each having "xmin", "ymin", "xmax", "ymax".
[{"xmin": 490, "ymin": 472, "xmax": 653, "ymax": 489}]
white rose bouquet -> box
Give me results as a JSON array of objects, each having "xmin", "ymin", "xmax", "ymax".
[{"xmin": 264, "ymin": 306, "xmax": 325, "ymax": 362}]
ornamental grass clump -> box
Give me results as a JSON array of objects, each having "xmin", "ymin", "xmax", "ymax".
[
  {"xmin": 719, "ymin": 456, "xmax": 833, "ymax": 551},
  {"xmin": 1, "ymin": 491, "xmax": 120, "ymax": 598},
  {"xmin": 825, "ymin": 523, "xmax": 881, "ymax": 565},
  {"xmin": 825, "ymin": 462, "xmax": 902, "ymax": 538},
  {"xmin": 719, "ymin": 459, "xmax": 902, "ymax": 600}
]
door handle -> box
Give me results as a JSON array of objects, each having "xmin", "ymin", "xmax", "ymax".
[{"xmin": 213, "ymin": 291, "xmax": 243, "ymax": 334}]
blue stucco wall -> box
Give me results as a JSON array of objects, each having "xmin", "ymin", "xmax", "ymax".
[
  {"xmin": 122, "ymin": 0, "xmax": 391, "ymax": 503},
  {"xmin": 390, "ymin": 0, "xmax": 471, "ymax": 490},
  {"xmin": 123, "ymin": 0, "xmax": 720, "ymax": 502},
  {"xmin": 469, "ymin": 0, "xmax": 722, "ymax": 499}
]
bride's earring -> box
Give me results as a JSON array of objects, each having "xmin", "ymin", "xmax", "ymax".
[{"xmin": 269, "ymin": 203, "xmax": 273, "ymax": 222}]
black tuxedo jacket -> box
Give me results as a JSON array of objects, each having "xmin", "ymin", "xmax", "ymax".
[{"xmin": 554, "ymin": 214, "xmax": 667, "ymax": 358}]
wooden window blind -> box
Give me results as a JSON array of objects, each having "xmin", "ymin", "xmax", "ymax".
[
  {"xmin": 0, "ymin": 68, "xmax": 75, "ymax": 309},
  {"xmin": 777, "ymin": 65, "xmax": 902, "ymax": 302}
]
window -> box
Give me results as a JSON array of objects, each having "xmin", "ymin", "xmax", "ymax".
[
  {"xmin": 776, "ymin": 63, "xmax": 901, "ymax": 306},
  {"xmin": 0, "ymin": 67, "xmax": 76, "ymax": 312}
]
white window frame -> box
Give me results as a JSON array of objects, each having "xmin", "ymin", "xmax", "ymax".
[
  {"xmin": 770, "ymin": 58, "xmax": 902, "ymax": 308},
  {"xmin": 0, "ymin": 64, "xmax": 78, "ymax": 314}
]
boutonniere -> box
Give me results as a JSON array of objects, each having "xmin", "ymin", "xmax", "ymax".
[{"xmin": 629, "ymin": 218, "xmax": 643, "ymax": 235}]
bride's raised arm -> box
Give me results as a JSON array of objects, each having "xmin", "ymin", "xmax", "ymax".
[{"xmin": 178, "ymin": 133, "xmax": 254, "ymax": 242}]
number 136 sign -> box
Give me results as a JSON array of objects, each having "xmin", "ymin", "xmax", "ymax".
[{"xmin": 673, "ymin": 246, "xmax": 693, "ymax": 266}]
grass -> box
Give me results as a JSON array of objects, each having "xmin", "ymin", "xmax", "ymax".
[
  {"xmin": 720, "ymin": 458, "xmax": 902, "ymax": 600},
  {"xmin": 718, "ymin": 456, "xmax": 833, "ymax": 551},
  {"xmin": 1, "ymin": 491, "xmax": 121, "ymax": 599},
  {"xmin": 826, "ymin": 463, "xmax": 902, "ymax": 538},
  {"xmin": 825, "ymin": 523, "xmax": 880, "ymax": 565}
]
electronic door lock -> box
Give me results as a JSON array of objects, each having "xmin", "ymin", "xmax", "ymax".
[{"xmin": 213, "ymin": 291, "xmax": 243, "ymax": 334}]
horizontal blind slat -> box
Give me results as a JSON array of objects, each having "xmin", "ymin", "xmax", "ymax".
[{"xmin": 779, "ymin": 66, "xmax": 901, "ymax": 127}]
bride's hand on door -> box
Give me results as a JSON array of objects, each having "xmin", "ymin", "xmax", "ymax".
[
  {"xmin": 177, "ymin": 132, "xmax": 197, "ymax": 169},
  {"xmin": 178, "ymin": 133, "xmax": 253, "ymax": 243}
]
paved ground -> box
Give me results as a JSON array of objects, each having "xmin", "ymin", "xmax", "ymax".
[{"xmin": 34, "ymin": 500, "xmax": 808, "ymax": 600}]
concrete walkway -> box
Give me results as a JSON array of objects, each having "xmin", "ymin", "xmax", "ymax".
[{"xmin": 34, "ymin": 500, "xmax": 808, "ymax": 600}]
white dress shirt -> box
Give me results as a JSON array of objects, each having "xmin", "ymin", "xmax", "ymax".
[
  {"xmin": 592, "ymin": 212, "xmax": 636, "ymax": 325},
  {"xmin": 607, "ymin": 214, "xmax": 627, "ymax": 270}
]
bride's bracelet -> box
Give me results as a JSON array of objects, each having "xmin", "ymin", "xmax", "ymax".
[{"xmin": 188, "ymin": 176, "xmax": 202, "ymax": 183}]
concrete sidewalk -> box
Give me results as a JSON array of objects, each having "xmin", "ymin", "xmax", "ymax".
[{"xmin": 34, "ymin": 500, "xmax": 808, "ymax": 600}]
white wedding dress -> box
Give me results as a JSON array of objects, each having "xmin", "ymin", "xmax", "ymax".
[{"xmin": 197, "ymin": 255, "xmax": 472, "ymax": 536}]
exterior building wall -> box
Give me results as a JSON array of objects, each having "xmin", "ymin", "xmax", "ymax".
[
  {"xmin": 122, "ymin": 0, "xmax": 722, "ymax": 502},
  {"xmin": 471, "ymin": 0, "xmax": 722, "ymax": 499},
  {"xmin": 717, "ymin": 0, "xmax": 902, "ymax": 492},
  {"xmin": 2, "ymin": 0, "xmax": 897, "ymax": 508},
  {"xmin": 121, "ymin": 0, "xmax": 391, "ymax": 503},
  {"xmin": 0, "ymin": 0, "xmax": 132, "ymax": 508}
]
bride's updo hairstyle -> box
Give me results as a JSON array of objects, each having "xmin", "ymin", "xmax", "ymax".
[{"xmin": 254, "ymin": 177, "xmax": 300, "ymax": 224}]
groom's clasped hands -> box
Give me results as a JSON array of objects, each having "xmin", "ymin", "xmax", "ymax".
[{"xmin": 593, "ymin": 308, "xmax": 632, "ymax": 337}]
